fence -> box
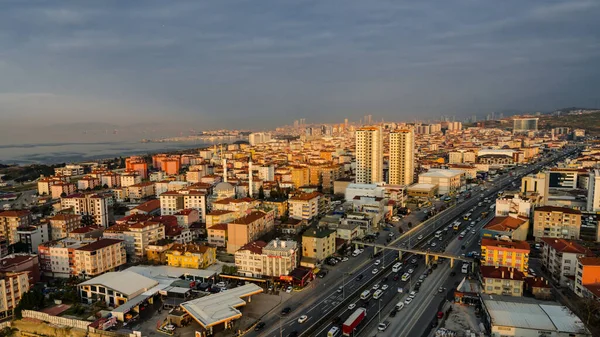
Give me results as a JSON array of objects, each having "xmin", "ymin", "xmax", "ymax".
[{"xmin": 22, "ymin": 310, "xmax": 90, "ymax": 330}]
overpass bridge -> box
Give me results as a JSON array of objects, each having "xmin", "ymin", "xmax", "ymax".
[{"xmin": 351, "ymin": 240, "xmax": 474, "ymax": 268}]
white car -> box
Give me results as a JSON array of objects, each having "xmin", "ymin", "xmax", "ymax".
[
  {"xmin": 407, "ymin": 268, "xmax": 414, "ymax": 274},
  {"xmin": 298, "ymin": 315, "xmax": 308, "ymax": 324},
  {"xmin": 471, "ymin": 230, "xmax": 476, "ymax": 234},
  {"xmin": 377, "ymin": 321, "xmax": 390, "ymax": 332},
  {"xmin": 404, "ymin": 297, "xmax": 413, "ymax": 305},
  {"xmin": 372, "ymin": 268, "xmax": 379, "ymax": 274},
  {"xmin": 342, "ymin": 257, "xmax": 349, "ymax": 262},
  {"xmin": 409, "ymin": 291, "xmax": 416, "ymax": 298},
  {"xmin": 471, "ymin": 221, "xmax": 476, "ymax": 225},
  {"xmin": 286, "ymin": 286, "xmax": 293, "ymax": 293},
  {"xmin": 372, "ymin": 283, "xmax": 380, "ymax": 290},
  {"xmin": 216, "ymin": 281, "xmax": 226, "ymax": 288},
  {"xmin": 388, "ymin": 233, "xmax": 394, "ymax": 237},
  {"xmin": 348, "ymin": 303, "xmax": 356, "ymax": 310},
  {"xmin": 431, "ymin": 243, "xmax": 436, "ymax": 247},
  {"xmin": 417, "ymin": 235, "xmax": 423, "ymax": 240},
  {"xmin": 381, "ymin": 284, "xmax": 389, "ymax": 291},
  {"xmin": 374, "ymin": 259, "xmax": 381, "ymax": 266}
]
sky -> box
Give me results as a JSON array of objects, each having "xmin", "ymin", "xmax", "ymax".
[{"xmin": 1, "ymin": 0, "xmax": 600, "ymax": 144}]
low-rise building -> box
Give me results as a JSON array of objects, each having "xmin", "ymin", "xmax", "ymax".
[
  {"xmin": 417, "ymin": 169, "xmax": 465, "ymax": 195},
  {"xmin": 480, "ymin": 266, "xmax": 525, "ymax": 297},
  {"xmin": 166, "ymin": 243, "xmax": 216, "ymax": 269},
  {"xmin": 540, "ymin": 238, "xmax": 591, "ymax": 287},
  {"xmin": 301, "ymin": 227, "xmax": 336, "ymax": 267},
  {"xmin": 77, "ymin": 176, "xmax": 101, "ymax": 191},
  {"xmin": 49, "ymin": 214, "xmax": 82, "ymax": 240},
  {"xmin": 406, "ymin": 183, "xmax": 438, "ymax": 199},
  {"xmin": 129, "ymin": 199, "xmax": 161, "ymax": 216},
  {"xmin": 126, "ymin": 182, "xmax": 156, "ymax": 201},
  {"xmin": 235, "ymin": 239, "xmax": 298, "ymax": 278},
  {"xmin": 0, "ymin": 254, "xmax": 40, "ymax": 285},
  {"xmin": 533, "ymin": 206, "xmax": 582, "ymax": 240},
  {"xmin": 481, "ymin": 216, "xmax": 529, "ymax": 241},
  {"xmin": 145, "ymin": 240, "xmax": 174, "ymax": 264},
  {"xmin": 481, "ymin": 238, "xmax": 530, "ymax": 273},
  {"xmin": 50, "ymin": 182, "xmax": 77, "ymax": 199}
]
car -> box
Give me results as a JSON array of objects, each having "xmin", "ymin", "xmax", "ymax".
[
  {"xmin": 437, "ymin": 311, "xmax": 444, "ymax": 319},
  {"xmin": 389, "ymin": 308, "xmax": 398, "ymax": 317},
  {"xmin": 377, "ymin": 321, "xmax": 390, "ymax": 332},
  {"xmin": 374, "ymin": 259, "xmax": 381, "ymax": 266},
  {"xmin": 393, "ymin": 274, "xmax": 399, "ymax": 281},
  {"xmin": 372, "ymin": 283, "xmax": 380, "ymax": 290},
  {"xmin": 342, "ymin": 257, "xmax": 349, "ymax": 262},
  {"xmin": 348, "ymin": 303, "xmax": 356, "ymax": 310},
  {"xmin": 411, "ymin": 258, "xmax": 417, "ymax": 264},
  {"xmin": 438, "ymin": 286, "xmax": 444, "ymax": 293},
  {"xmin": 297, "ymin": 315, "xmax": 308, "ymax": 324},
  {"xmin": 388, "ymin": 233, "xmax": 394, "ymax": 237},
  {"xmin": 286, "ymin": 286, "xmax": 293, "ymax": 293},
  {"xmin": 450, "ymin": 271, "xmax": 456, "ymax": 276},
  {"xmin": 216, "ymin": 281, "xmax": 226, "ymax": 288},
  {"xmin": 381, "ymin": 284, "xmax": 389, "ymax": 291},
  {"xmin": 404, "ymin": 297, "xmax": 413, "ymax": 305},
  {"xmin": 409, "ymin": 291, "xmax": 416, "ymax": 298},
  {"xmin": 471, "ymin": 221, "xmax": 476, "ymax": 225},
  {"xmin": 383, "ymin": 276, "xmax": 388, "ymax": 282},
  {"xmin": 254, "ymin": 322, "xmax": 266, "ymax": 331},
  {"xmin": 407, "ymin": 268, "xmax": 414, "ymax": 274},
  {"xmin": 372, "ymin": 268, "xmax": 379, "ymax": 274},
  {"xmin": 471, "ymin": 230, "xmax": 476, "ymax": 234},
  {"xmin": 417, "ymin": 235, "xmax": 423, "ymax": 240},
  {"xmin": 281, "ymin": 307, "xmax": 291, "ymax": 315},
  {"xmin": 356, "ymin": 274, "xmax": 364, "ymax": 281},
  {"xmin": 337, "ymin": 286, "xmax": 343, "ymax": 293},
  {"xmin": 268, "ymin": 285, "xmax": 274, "ymax": 291},
  {"xmin": 431, "ymin": 242, "xmax": 436, "ymax": 247}
]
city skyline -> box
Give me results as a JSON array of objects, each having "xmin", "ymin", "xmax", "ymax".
[{"xmin": 1, "ymin": 0, "xmax": 600, "ymax": 144}]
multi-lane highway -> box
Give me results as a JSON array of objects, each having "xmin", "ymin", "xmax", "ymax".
[{"xmin": 251, "ymin": 146, "xmax": 577, "ymax": 337}]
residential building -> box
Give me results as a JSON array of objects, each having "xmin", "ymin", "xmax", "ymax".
[
  {"xmin": 540, "ymin": 238, "xmax": 591, "ymax": 287},
  {"xmin": 355, "ymin": 126, "xmax": 383, "ymax": 184},
  {"xmin": 521, "ymin": 172, "xmax": 549, "ymax": 204},
  {"xmin": 165, "ymin": 243, "xmax": 216, "ymax": 269},
  {"xmin": 388, "ymin": 129, "xmax": 414, "ymax": 185},
  {"xmin": 77, "ymin": 176, "xmax": 101, "ymax": 191},
  {"xmin": 480, "ymin": 266, "xmax": 525, "ymax": 297},
  {"xmin": 524, "ymin": 277, "xmax": 553, "ymax": 300},
  {"xmin": 0, "ymin": 254, "xmax": 40, "ymax": 285},
  {"xmin": 344, "ymin": 183, "xmax": 385, "ymax": 201},
  {"xmin": 513, "ymin": 117, "xmax": 539, "ymax": 132},
  {"xmin": 0, "ymin": 272, "xmax": 30, "ymax": 318},
  {"xmin": 38, "ymin": 238, "xmax": 101, "ymax": 278},
  {"xmin": 0, "ymin": 210, "xmax": 32, "ymax": 244},
  {"xmin": 49, "ymin": 214, "xmax": 82, "ymax": 240},
  {"xmin": 174, "ymin": 209, "xmax": 199, "ymax": 228},
  {"xmin": 37, "ymin": 176, "xmax": 68, "ymax": 196},
  {"xmin": 120, "ymin": 172, "xmax": 142, "ymax": 188},
  {"xmin": 50, "ymin": 182, "xmax": 77, "ymax": 199},
  {"xmin": 495, "ymin": 194, "xmax": 532, "ymax": 218},
  {"xmin": 60, "ymin": 193, "xmax": 110, "ymax": 228},
  {"xmin": 301, "ymin": 227, "xmax": 336, "ymax": 266},
  {"xmin": 54, "ymin": 164, "xmax": 84, "ymax": 176},
  {"xmin": 68, "ymin": 226, "xmax": 104, "ymax": 240},
  {"xmin": 145, "ymin": 240, "xmax": 174, "ymax": 264},
  {"xmin": 574, "ymin": 257, "xmax": 600, "ymax": 298},
  {"xmin": 587, "ymin": 169, "xmax": 600, "ymax": 212},
  {"xmin": 159, "ymin": 190, "xmax": 206, "ymax": 221},
  {"xmin": 129, "ymin": 199, "xmax": 161, "ymax": 216},
  {"xmin": 73, "ymin": 239, "xmax": 127, "ymax": 278},
  {"xmin": 17, "ymin": 223, "xmax": 49, "ymax": 254},
  {"xmin": 320, "ymin": 165, "xmax": 344, "ymax": 193},
  {"xmin": 207, "ymin": 223, "xmax": 228, "ymax": 247},
  {"xmin": 212, "ymin": 197, "xmax": 260, "ymax": 218},
  {"xmin": 481, "ymin": 216, "xmax": 529, "ymax": 241},
  {"xmin": 290, "ymin": 166, "xmax": 309, "ymax": 188},
  {"xmin": 104, "ymin": 220, "xmax": 165, "ymax": 261},
  {"xmin": 480, "ymin": 238, "xmax": 530, "ymax": 273},
  {"xmin": 248, "ymin": 132, "xmax": 272, "ymax": 146},
  {"xmin": 288, "ymin": 192, "xmax": 321, "ymax": 221},
  {"xmin": 418, "ymin": 169, "xmax": 465, "ymax": 195},
  {"xmin": 226, "ymin": 210, "xmax": 274, "ymax": 254},
  {"xmin": 533, "ymin": 206, "xmax": 582, "ymax": 240},
  {"xmin": 351, "ymin": 196, "xmax": 386, "ymax": 229},
  {"xmin": 235, "ymin": 239, "xmax": 298, "ymax": 278},
  {"xmin": 126, "ymin": 182, "xmax": 156, "ymax": 201}
]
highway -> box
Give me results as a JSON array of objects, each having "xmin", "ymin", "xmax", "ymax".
[{"xmin": 252, "ymin": 146, "xmax": 578, "ymax": 337}]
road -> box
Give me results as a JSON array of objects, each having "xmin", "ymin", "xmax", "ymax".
[{"xmin": 250, "ymin": 146, "xmax": 578, "ymax": 337}]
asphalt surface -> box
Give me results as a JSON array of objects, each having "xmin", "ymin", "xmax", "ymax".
[{"xmin": 251, "ymin": 147, "xmax": 578, "ymax": 337}]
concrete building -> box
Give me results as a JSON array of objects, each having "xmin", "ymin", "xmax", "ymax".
[
  {"xmin": 574, "ymin": 257, "xmax": 600, "ymax": 298},
  {"xmin": 0, "ymin": 210, "xmax": 32, "ymax": 244},
  {"xmin": 0, "ymin": 254, "xmax": 40, "ymax": 285},
  {"xmin": 49, "ymin": 214, "xmax": 82, "ymax": 240},
  {"xmin": 301, "ymin": 227, "xmax": 336, "ymax": 266},
  {"xmin": 50, "ymin": 182, "xmax": 77, "ymax": 199},
  {"xmin": 513, "ymin": 117, "xmax": 539, "ymax": 133},
  {"xmin": 104, "ymin": 221, "xmax": 166, "ymax": 261},
  {"xmin": 540, "ymin": 238, "xmax": 591, "ymax": 287},
  {"xmin": 288, "ymin": 192, "xmax": 321, "ymax": 221},
  {"xmin": 355, "ymin": 126, "xmax": 383, "ymax": 184},
  {"xmin": 226, "ymin": 210, "xmax": 274, "ymax": 254},
  {"xmin": 533, "ymin": 206, "xmax": 582, "ymax": 240},
  {"xmin": 159, "ymin": 190, "xmax": 206, "ymax": 221},
  {"xmin": 480, "ymin": 266, "xmax": 525, "ymax": 297},
  {"xmin": 165, "ymin": 243, "xmax": 216, "ymax": 269},
  {"xmin": 126, "ymin": 182, "xmax": 156, "ymax": 201},
  {"xmin": 388, "ymin": 129, "xmax": 414, "ymax": 185},
  {"xmin": 120, "ymin": 172, "xmax": 142, "ymax": 188},
  {"xmin": 521, "ymin": 172, "xmax": 549, "ymax": 204},
  {"xmin": 77, "ymin": 176, "xmax": 101, "ymax": 191},
  {"xmin": 0, "ymin": 272, "xmax": 30, "ymax": 319},
  {"xmin": 17, "ymin": 223, "xmax": 49, "ymax": 254},
  {"xmin": 248, "ymin": 132, "xmax": 272, "ymax": 146},
  {"xmin": 418, "ymin": 169, "xmax": 465, "ymax": 195},
  {"xmin": 54, "ymin": 164, "xmax": 84, "ymax": 176},
  {"xmin": 73, "ymin": 238, "xmax": 127, "ymax": 278},
  {"xmin": 481, "ymin": 238, "xmax": 530, "ymax": 273},
  {"xmin": 587, "ymin": 169, "xmax": 600, "ymax": 212},
  {"xmin": 60, "ymin": 193, "xmax": 110, "ymax": 228},
  {"xmin": 235, "ymin": 239, "xmax": 298, "ymax": 278},
  {"xmin": 495, "ymin": 195, "xmax": 532, "ymax": 219},
  {"xmin": 481, "ymin": 216, "xmax": 529, "ymax": 241}
]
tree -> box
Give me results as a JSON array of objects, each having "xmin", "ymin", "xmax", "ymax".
[
  {"xmin": 14, "ymin": 288, "xmax": 44, "ymax": 319},
  {"xmin": 580, "ymin": 297, "xmax": 600, "ymax": 328},
  {"xmin": 81, "ymin": 214, "xmax": 95, "ymax": 227},
  {"xmin": 60, "ymin": 192, "xmax": 67, "ymax": 198},
  {"xmin": 9, "ymin": 242, "xmax": 30, "ymax": 254},
  {"xmin": 407, "ymin": 222, "xmax": 413, "ymax": 229},
  {"xmin": 258, "ymin": 186, "xmax": 265, "ymax": 200},
  {"xmin": 103, "ymin": 184, "xmax": 109, "ymax": 189}
]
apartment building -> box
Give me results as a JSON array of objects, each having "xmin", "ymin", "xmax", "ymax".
[
  {"xmin": 288, "ymin": 192, "xmax": 321, "ymax": 221},
  {"xmin": 103, "ymin": 220, "xmax": 165, "ymax": 261},
  {"xmin": 480, "ymin": 266, "xmax": 525, "ymax": 297},
  {"xmin": 126, "ymin": 182, "xmax": 156, "ymax": 201},
  {"xmin": 165, "ymin": 243, "xmax": 216, "ymax": 269},
  {"xmin": 289, "ymin": 166, "xmax": 310, "ymax": 188},
  {"xmin": 480, "ymin": 238, "xmax": 530, "ymax": 273},
  {"xmin": 120, "ymin": 172, "xmax": 142, "ymax": 188},
  {"xmin": 0, "ymin": 210, "xmax": 32, "ymax": 244},
  {"xmin": 540, "ymin": 238, "xmax": 591, "ymax": 287},
  {"xmin": 533, "ymin": 206, "xmax": 582, "ymax": 240},
  {"xmin": 0, "ymin": 254, "xmax": 40, "ymax": 285},
  {"xmin": 60, "ymin": 193, "xmax": 109, "ymax": 228},
  {"xmin": 495, "ymin": 195, "xmax": 532, "ymax": 218},
  {"xmin": 49, "ymin": 214, "xmax": 82, "ymax": 240},
  {"xmin": 99, "ymin": 172, "xmax": 120, "ymax": 188},
  {"xmin": 73, "ymin": 239, "xmax": 127, "ymax": 278},
  {"xmin": 226, "ymin": 210, "xmax": 274, "ymax": 254},
  {"xmin": 205, "ymin": 210, "xmax": 236, "ymax": 227},
  {"xmin": 235, "ymin": 239, "xmax": 298, "ymax": 278},
  {"xmin": 355, "ymin": 126, "xmax": 383, "ymax": 184},
  {"xmin": 301, "ymin": 227, "xmax": 336, "ymax": 265},
  {"xmin": 418, "ymin": 169, "xmax": 465, "ymax": 195},
  {"xmin": 37, "ymin": 176, "xmax": 68, "ymax": 196},
  {"xmin": 159, "ymin": 190, "xmax": 206, "ymax": 221},
  {"xmin": 587, "ymin": 169, "xmax": 600, "ymax": 212},
  {"xmin": 50, "ymin": 182, "xmax": 77, "ymax": 199},
  {"xmin": 207, "ymin": 223, "xmax": 228, "ymax": 247},
  {"xmin": 574, "ymin": 257, "xmax": 600, "ymax": 298},
  {"xmin": 389, "ymin": 129, "xmax": 415, "ymax": 185},
  {"xmin": 0, "ymin": 272, "xmax": 30, "ymax": 318},
  {"xmin": 320, "ymin": 165, "xmax": 344, "ymax": 193},
  {"xmin": 77, "ymin": 176, "xmax": 101, "ymax": 191},
  {"xmin": 212, "ymin": 197, "xmax": 260, "ymax": 216},
  {"xmin": 481, "ymin": 216, "xmax": 529, "ymax": 241},
  {"xmin": 125, "ymin": 156, "xmax": 149, "ymax": 179},
  {"xmin": 17, "ymin": 224, "xmax": 49, "ymax": 254},
  {"xmin": 54, "ymin": 164, "xmax": 84, "ymax": 176}
]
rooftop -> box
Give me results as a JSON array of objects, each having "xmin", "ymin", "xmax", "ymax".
[
  {"xmin": 484, "ymin": 216, "xmax": 528, "ymax": 231},
  {"xmin": 238, "ymin": 241, "xmax": 268, "ymax": 254},
  {"xmin": 303, "ymin": 226, "xmax": 335, "ymax": 239},
  {"xmin": 480, "ymin": 266, "xmax": 525, "ymax": 281},
  {"xmin": 229, "ymin": 211, "xmax": 268, "ymax": 225},
  {"xmin": 78, "ymin": 270, "xmax": 158, "ymax": 297},
  {"xmin": 77, "ymin": 239, "xmax": 123, "ymax": 252},
  {"xmin": 419, "ymin": 169, "xmax": 465, "ymax": 178},
  {"xmin": 578, "ymin": 257, "xmax": 600, "ymax": 266},
  {"xmin": 540, "ymin": 238, "xmax": 591, "ymax": 255},
  {"xmin": 534, "ymin": 206, "xmax": 582, "ymax": 215},
  {"xmin": 481, "ymin": 238, "xmax": 530, "ymax": 251},
  {"xmin": 133, "ymin": 199, "xmax": 161, "ymax": 213}
]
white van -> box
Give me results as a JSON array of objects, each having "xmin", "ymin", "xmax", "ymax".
[
  {"xmin": 395, "ymin": 302, "xmax": 405, "ymax": 311},
  {"xmin": 461, "ymin": 263, "xmax": 469, "ymax": 274},
  {"xmin": 373, "ymin": 289, "xmax": 383, "ymax": 299},
  {"xmin": 392, "ymin": 262, "xmax": 403, "ymax": 273},
  {"xmin": 327, "ymin": 326, "xmax": 341, "ymax": 337},
  {"xmin": 360, "ymin": 290, "xmax": 371, "ymax": 300}
]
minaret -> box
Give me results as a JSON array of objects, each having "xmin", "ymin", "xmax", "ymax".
[
  {"xmin": 223, "ymin": 158, "xmax": 228, "ymax": 183},
  {"xmin": 248, "ymin": 159, "xmax": 253, "ymax": 198}
]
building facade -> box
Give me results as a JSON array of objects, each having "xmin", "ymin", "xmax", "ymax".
[
  {"xmin": 481, "ymin": 238, "xmax": 530, "ymax": 273},
  {"xmin": 355, "ymin": 127, "xmax": 383, "ymax": 184},
  {"xmin": 388, "ymin": 129, "xmax": 414, "ymax": 185},
  {"xmin": 533, "ymin": 206, "xmax": 582, "ymax": 240}
]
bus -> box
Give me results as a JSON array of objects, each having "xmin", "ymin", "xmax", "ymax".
[
  {"xmin": 463, "ymin": 213, "xmax": 472, "ymax": 221},
  {"xmin": 435, "ymin": 230, "xmax": 443, "ymax": 238},
  {"xmin": 360, "ymin": 290, "xmax": 371, "ymax": 300},
  {"xmin": 392, "ymin": 262, "xmax": 403, "ymax": 273},
  {"xmin": 327, "ymin": 326, "xmax": 341, "ymax": 337}
]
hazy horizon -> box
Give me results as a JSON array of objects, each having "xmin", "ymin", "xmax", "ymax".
[{"xmin": 1, "ymin": 0, "xmax": 600, "ymax": 145}]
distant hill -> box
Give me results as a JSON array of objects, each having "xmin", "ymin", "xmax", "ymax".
[{"xmin": 538, "ymin": 110, "xmax": 600, "ymax": 135}]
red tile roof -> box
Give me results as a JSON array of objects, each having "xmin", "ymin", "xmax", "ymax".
[
  {"xmin": 578, "ymin": 257, "xmax": 600, "ymax": 266},
  {"xmin": 238, "ymin": 240, "xmax": 267, "ymax": 254},
  {"xmin": 230, "ymin": 211, "xmax": 268, "ymax": 225},
  {"xmin": 480, "ymin": 266, "xmax": 525, "ymax": 281},
  {"xmin": 525, "ymin": 277, "xmax": 551, "ymax": 289},
  {"xmin": 69, "ymin": 225, "xmax": 103, "ymax": 234},
  {"xmin": 208, "ymin": 223, "xmax": 228, "ymax": 231},
  {"xmin": 484, "ymin": 216, "xmax": 528, "ymax": 231},
  {"xmin": 289, "ymin": 192, "xmax": 321, "ymax": 201},
  {"xmin": 540, "ymin": 238, "xmax": 591, "ymax": 255},
  {"xmin": 481, "ymin": 238, "xmax": 530, "ymax": 251},
  {"xmin": 133, "ymin": 199, "xmax": 161, "ymax": 213},
  {"xmin": 0, "ymin": 210, "xmax": 31, "ymax": 217}
]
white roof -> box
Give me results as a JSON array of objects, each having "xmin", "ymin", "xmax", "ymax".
[
  {"xmin": 408, "ymin": 183, "xmax": 438, "ymax": 190},
  {"xmin": 125, "ymin": 265, "xmax": 216, "ymax": 281},
  {"xmin": 484, "ymin": 297, "xmax": 589, "ymax": 334},
  {"xmin": 79, "ymin": 271, "xmax": 158, "ymax": 297},
  {"xmin": 420, "ymin": 169, "xmax": 465, "ymax": 178},
  {"xmin": 181, "ymin": 284, "xmax": 263, "ymax": 328}
]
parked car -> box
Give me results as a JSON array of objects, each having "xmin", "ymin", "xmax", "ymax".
[
  {"xmin": 254, "ymin": 322, "xmax": 266, "ymax": 331},
  {"xmin": 281, "ymin": 307, "xmax": 291, "ymax": 315}
]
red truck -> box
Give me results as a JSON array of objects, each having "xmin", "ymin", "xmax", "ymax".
[{"xmin": 342, "ymin": 308, "xmax": 367, "ymax": 336}]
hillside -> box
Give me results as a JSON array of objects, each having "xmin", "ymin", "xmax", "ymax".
[{"xmin": 538, "ymin": 110, "xmax": 600, "ymax": 136}]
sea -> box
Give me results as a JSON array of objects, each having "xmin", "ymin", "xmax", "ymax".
[{"xmin": 0, "ymin": 139, "xmax": 238, "ymax": 165}]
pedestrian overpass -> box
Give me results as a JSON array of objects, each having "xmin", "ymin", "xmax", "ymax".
[{"xmin": 351, "ymin": 240, "xmax": 474, "ymax": 268}]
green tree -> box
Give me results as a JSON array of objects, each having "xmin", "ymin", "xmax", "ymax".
[
  {"xmin": 258, "ymin": 186, "xmax": 265, "ymax": 200},
  {"xmin": 407, "ymin": 222, "xmax": 413, "ymax": 229},
  {"xmin": 14, "ymin": 288, "xmax": 44, "ymax": 319},
  {"xmin": 60, "ymin": 192, "xmax": 67, "ymax": 198}
]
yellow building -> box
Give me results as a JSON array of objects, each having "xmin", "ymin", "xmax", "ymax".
[
  {"xmin": 146, "ymin": 240, "xmax": 174, "ymax": 263},
  {"xmin": 166, "ymin": 243, "xmax": 216, "ymax": 269},
  {"xmin": 301, "ymin": 226, "xmax": 336, "ymax": 266},
  {"xmin": 290, "ymin": 166, "xmax": 310, "ymax": 188},
  {"xmin": 480, "ymin": 266, "xmax": 525, "ymax": 297},
  {"xmin": 481, "ymin": 238, "xmax": 530, "ymax": 273}
]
